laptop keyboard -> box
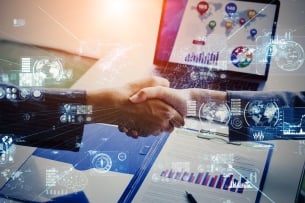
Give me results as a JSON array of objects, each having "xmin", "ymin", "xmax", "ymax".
[
  {"xmin": 169, "ymin": 79, "xmax": 259, "ymax": 91},
  {"xmin": 155, "ymin": 67, "xmax": 259, "ymax": 91}
]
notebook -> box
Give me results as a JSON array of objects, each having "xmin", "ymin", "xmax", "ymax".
[{"xmin": 153, "ymin": 0, "xmax": 280, "ymax": 90}]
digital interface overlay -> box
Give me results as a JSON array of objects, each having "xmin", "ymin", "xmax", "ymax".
[{"xmin": 229, "ymin": 98, "xmax": 305, "ymax": 141}]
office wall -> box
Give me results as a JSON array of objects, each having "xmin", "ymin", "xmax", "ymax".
[{"xmin": 0, "ymin": 0, "xmax": 163, "ymax": 58}]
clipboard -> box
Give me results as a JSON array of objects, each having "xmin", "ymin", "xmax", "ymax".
[{"xmin": 119, "ymin": 128, "xmax": 274, "ymax": 203}]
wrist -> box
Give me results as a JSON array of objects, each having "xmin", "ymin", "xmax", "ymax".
[
  {"xmin": 86, "ymin": 88, "xmax": 126, "ymax": 125},
  {"xmin": 187, "ymin": 89, "xmax": 227, "ymax": 117},
  {"xmin": 189, "ymin": 89, "xmax": 227, "ymax": 103}
]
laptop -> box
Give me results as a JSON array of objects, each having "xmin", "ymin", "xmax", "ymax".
[{"xmin": 153, "ymin": 0, "xmax": 280, "ymax": 90}]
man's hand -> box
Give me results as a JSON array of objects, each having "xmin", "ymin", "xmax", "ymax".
[
  {"xmin": 86, "ymin": 77, "xmax": 185, "ymax": 138},
  {"xmin": 129, "ymin": 86, "xmax": 228, "ymax": 118},
  {"xmin": 129, "ymin": 86, "xmax": 191, "ymax": 116}
]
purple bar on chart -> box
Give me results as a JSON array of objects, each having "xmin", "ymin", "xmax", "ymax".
[
  {"xmin": 160, "ymin": 169, "xmax": 168, "ymax": 177},
  {"xmin": 223, "ymin": 174, "xmax": 233, "ymax": 190},
  {"xmin": 195, "ymin": 172, "xmax": 204, "ymax": 184},
  {"xmin": 230, "ymin": 179, "xmax": 238, "ymax": 192},
  {"xmin": 188, "ymin": 173, "xmax": 195, "ymax": 183},
  {"xmin": 216, "ymin": 175, "xmax": 224, "ymax": 189},
  {"xmin": 209, "ymin": 175, "xmax": 218, "ymax": 187},
  {"xmin": 182, "ymin": 172, "xmax": 189, "ymax": 181},
  {"xmin": 202, "ymin": 173, "xmax": 210, "ymax": 186},
  {"xmin": 175, "ymin": 172, "xmax": 182, "ymax": 180},
  {"xmin": 237, "ymin": 177, "xmax": 247, "ymax": 194},
  {"xmin": 168, "ymin": 169, "xmax": 175, "ymax": 178}
]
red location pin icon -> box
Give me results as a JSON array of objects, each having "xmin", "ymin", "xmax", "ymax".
[{"xmin": 197, "ymin": 1, "xmax": 209, "ymax": 15}]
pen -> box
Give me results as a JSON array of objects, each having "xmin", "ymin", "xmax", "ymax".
[{"xmin": 185, "ymin": 191, "xmax": 198, "ymax": 203}]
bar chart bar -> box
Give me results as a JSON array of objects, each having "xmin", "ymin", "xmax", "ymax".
[
  {"xmin": 195, "ymin": 172, "xmax": 204, "ymax": 184},
  {"xmin": 188, "ymin": 173, "xmax": 195, "ymax": 183},
  {"xmin": 216, "ymin": 175, "xmax": 224, "ymax": 189},
  {"xmin": 202, "ymin": 173, "xmax": 210, "ymax": 186},
  {"xmin": 209, "ymin": 175, "xmax": 218, "ymax": 187},
  {"xmin": 223, "ymin": 174, "xmax": 233, "ymax": 190}
]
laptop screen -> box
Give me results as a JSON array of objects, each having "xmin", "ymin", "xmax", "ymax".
[{"xmin": 154, "ymin": 0, "xmax": 280, "ymax": 81}]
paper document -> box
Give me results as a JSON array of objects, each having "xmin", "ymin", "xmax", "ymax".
[{"xmin": 129, "ymin": 128, "xmax": 273, "ymax": 203}]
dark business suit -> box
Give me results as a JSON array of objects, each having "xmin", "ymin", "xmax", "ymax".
[
  {"xmin": 228, "ymin": 91, "xmax": 305, "ymax": 141},
  {"xmin": 0, "ymin": 83, "xmax": 86, "ymax": 151}
]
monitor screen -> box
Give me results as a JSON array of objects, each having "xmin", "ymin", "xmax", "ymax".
[{"xmin": 154, "ymin": 0, "xmax": 280, "ymax": 80}]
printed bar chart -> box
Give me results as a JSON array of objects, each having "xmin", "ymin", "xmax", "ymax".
[{"xmin": 160, "ymin": 169, "xmax": 250, "ymax": 194}]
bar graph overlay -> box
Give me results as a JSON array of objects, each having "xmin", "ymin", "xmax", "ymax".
[
  {"xmin": 283, "ymin": 108, "xmax": 305, "ymax": 135},
  {"xmin": 160, "ymin": 169, "xmax": 250, "ymax": 194}
]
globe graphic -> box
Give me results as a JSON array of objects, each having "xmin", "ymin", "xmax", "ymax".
[
  {"xmin": 275, "ymin": 40, "xmax": 304, "ymax": 71},
  {"xmin": 199, "ymin": 102, "xmax": 230, "ymax": 123},
  {"xmin": 244, "ymin": 100, "xmax": 279, "ymax": 127}
]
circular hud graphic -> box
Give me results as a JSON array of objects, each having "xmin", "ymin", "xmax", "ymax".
[{"xmin": 244, "ymin": 100, "xmax": 279, "ymax": 127}]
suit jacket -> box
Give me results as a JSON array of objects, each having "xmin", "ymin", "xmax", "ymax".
[
  {"xmin": 0, "ymin": 83, "xmax": 86, "ymax": 151},
  {"xmin": 228, "ymin": 91, "xmax": 305, "ymax": 141}
]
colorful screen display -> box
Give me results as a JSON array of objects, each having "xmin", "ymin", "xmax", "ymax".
[{"xmin": 154, "ymin": 0, "xmax": 280, "ymax": 79}]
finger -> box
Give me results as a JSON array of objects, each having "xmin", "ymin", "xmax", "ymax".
[
  {"xmin": 164, "ymin": 121, "xmax": 174, "ymax": 133},
  {"xmin": 163, "ymin": 106, "xmax": 185, "ymax": 127},
  {"xmin": 129, "ymin": 90, "xmax": 147, "ymax": 103},
  {"xmin": 118, "ymin": 125, "xmax": 129, "ymax": 133},
  {"xmin": 127, "ymin": 129, "xmax": 139, "ymax": 139},
  {"xmin": 131, "ymin": 130, "xmax": 139, "ymax": 138},
  {"xmin": 129, "ymin": 86, "xmax": 165, "ymax": 103},
  {"xmin": 151, "ymin": 126, "xmax": 165, "ymax": 136},
  {"xmin": 170, "ymin": 112, "xmax": 185, "ymax": 128},
  {"xmin": 152, "ymin": 129, "xmax": 162, "ymax": 136},
  {"xmin": 170, "ymin": 117, "xmax": 184, "ymax": 129}
]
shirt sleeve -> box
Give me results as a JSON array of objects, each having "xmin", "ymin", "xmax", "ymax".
[
  {"xmin": 0, "ymin": 83, "xmax": 89, "ymax": 151},
  {"xmin": 227, "ymin": 91, "xmax": 305, "ymax": 142}
]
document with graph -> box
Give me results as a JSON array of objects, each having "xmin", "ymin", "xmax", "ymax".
[{"xmin": 121, "ymin": 127, "xmax": 273, "ymax": 203}]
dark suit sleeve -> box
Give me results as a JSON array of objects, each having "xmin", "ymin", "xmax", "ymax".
[
  {"xmin": 0, "ymin": 83, "xmax": 89, "ymax": 151},
  {"xmin": 227, "ymin": 91, "xmax": 305, "ymax": 141}
]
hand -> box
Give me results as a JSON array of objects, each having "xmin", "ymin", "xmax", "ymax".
[
  {"xmin": 129, "ymin": 86, "xmax": 191, "ymax": 116},
  {"xmin": 129, "ymin": 86, "xmax": 227, "ymax": 118},
  {"xmin": 86, "ymin": 77, "xmax": 185, "ymax": 138}
]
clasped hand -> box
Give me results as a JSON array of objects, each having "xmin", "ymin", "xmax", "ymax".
[{"xmin": 86, "ymin": 76, "xmax": 185, "ymax": 138}]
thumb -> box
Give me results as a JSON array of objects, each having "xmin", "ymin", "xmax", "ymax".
[{"xmin": 129, "ymin": 86, "xmax": 164, "ymax": 103}]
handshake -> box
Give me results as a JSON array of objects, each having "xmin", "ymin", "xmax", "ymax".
[{"xmin": 86, "ymin": 76, "xmax": 227, "ymax": 138}]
